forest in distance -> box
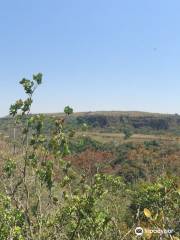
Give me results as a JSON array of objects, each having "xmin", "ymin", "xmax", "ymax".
[{"xmin": 0, "ymin": 74, "xmax": 179, "ymax": 240}]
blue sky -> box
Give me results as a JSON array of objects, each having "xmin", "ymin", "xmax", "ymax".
[{"xmin": 1, "ymin": 0, "xmax": 180, "ymax": 116}]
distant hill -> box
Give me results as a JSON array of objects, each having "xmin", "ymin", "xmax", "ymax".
[
  {"xmin": 43, "ymin": 110, "xmax": 174, "ymax": 117},
  {"xmin": 1, "ymin": 111, "xmax": 180, "ymax": 136},
  {"xmin": 65, "ymin": 111, "xmax": 180, "ymax": 135}
]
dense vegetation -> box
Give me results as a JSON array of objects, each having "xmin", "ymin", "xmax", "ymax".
[{"xmin": 0, "ymin": 74, "xmax": 179, "ymax": 239}]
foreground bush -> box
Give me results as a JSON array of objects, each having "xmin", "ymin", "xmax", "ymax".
[{"xmin": 0, "ymin": 74, "xmax": 127, "ymax": 240}]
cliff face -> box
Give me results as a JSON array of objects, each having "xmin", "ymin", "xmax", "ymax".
[{"xmin": 69, "ymin": 112, "xmax": 180, "ymax": 134}]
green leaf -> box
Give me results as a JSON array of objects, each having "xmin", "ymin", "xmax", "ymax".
[
  {"xmin": 33, "ymin": 73, "xmax": 43, "ymax": 85},
  {"xmin": 64, "ymin": 106, "xmax": 73, "ymax": 115}
]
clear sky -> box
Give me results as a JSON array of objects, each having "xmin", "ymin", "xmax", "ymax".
[{"xmin": 1, "ymin": 0, "xmax": 180, "ymax": 117}]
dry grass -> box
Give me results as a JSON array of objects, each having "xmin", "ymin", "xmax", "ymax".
[{"xmin": 76, "ymin": 131, "xmax": 180, "ymax": 144}]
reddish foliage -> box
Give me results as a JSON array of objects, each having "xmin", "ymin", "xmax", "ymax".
[{"xmin": 65, "ymin": 149, "xmax": 115, "ymax": 177}]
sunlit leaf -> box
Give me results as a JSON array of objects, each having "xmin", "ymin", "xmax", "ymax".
[{"xmin": 144, "ymin": 208, "xmax": 152, "ymax": 218}]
